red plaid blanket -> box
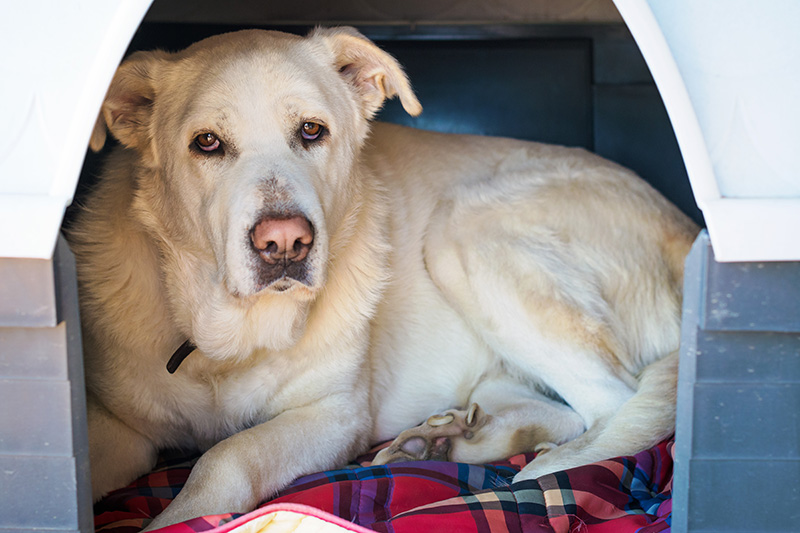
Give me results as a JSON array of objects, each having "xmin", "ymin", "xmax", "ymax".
[{"xmin": 94, "ymin": 440, "xmax": 673, "ymax": 533}]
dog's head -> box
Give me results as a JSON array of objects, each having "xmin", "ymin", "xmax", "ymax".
[{"xmin": 91, "ymin": 28, "xmax": 420, "ymax": 357}]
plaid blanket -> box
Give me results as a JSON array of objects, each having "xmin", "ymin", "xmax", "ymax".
[{"xmin": 94, "ymin": 440, "xmax": 673, "ymax": 533}]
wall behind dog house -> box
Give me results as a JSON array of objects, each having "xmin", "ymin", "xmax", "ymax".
[{"xmin": 73, "ymin": 3, "xmax": 703, "ymax": 228}]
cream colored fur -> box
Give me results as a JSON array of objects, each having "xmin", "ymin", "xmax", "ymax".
[{"xmin": 70, "ymin": 27, "xmax": 698, "ymax": 530}]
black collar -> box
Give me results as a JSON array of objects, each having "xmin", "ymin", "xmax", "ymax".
[{"xmin": 167, "ymin": 339, "xmax": 196, "ymax": 374}]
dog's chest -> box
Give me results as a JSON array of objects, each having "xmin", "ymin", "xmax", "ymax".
[{"xmin": 159, "ymin": 363, "xmax": 282, "ymax": 445}]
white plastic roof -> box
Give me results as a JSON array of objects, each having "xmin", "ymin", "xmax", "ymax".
[
  {"xmin": 1, "ymin": 0, "xmax": 798, "ymax": 261},
  {"xmin": 614, "ymin": 0, "xmax": 800, "ymax": 262},
  {"xmin": 0, "ymin": 1, "xmax": 152, "ymax": 259}
]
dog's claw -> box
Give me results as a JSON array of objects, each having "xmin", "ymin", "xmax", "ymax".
[
  {"xmin": 373, "ymin": 403, "xmax": 489, "ymax": 465},
  {"xmin": 427, "ymin": 413, "xmax": 455, "ymax": 426},
  {"xmin": 465, "ymin": 403, "xmax": 480, "ymax": 426}
]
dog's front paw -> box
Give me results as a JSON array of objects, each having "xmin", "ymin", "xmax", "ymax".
[
  {"xmin": 140, "ymin": 504, "xmax": 211, "ymax": 532},
  {"xmin": 141, "ymin": 517, "xmax": 165, "ymax": 532},
  {"xmin": 372, "ymin": 403, "xmax": 489, "ymax": 464},
  {"xmin": 138, "ymin": 483, "xmax": 250, "ymax": 532}
]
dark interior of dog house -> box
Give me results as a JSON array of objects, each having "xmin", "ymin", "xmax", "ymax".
[
  {"xmin": 74, "ymin": 12, "xmax": 704, "ymax": 228},
  {"xmin": 2, "ymin": 1, "xmax": 799, "ymax": 533}
]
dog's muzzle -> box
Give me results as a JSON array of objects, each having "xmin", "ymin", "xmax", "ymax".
[{"xmin": 249, "ymin": 214, "xmax": 314, "ymax": 290}]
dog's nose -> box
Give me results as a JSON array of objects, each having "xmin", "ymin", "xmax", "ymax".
[{"xmin": 250, "ymin": 215, "xmax": 314, "ymax": 264}]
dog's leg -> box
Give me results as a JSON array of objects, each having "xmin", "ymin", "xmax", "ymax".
[
  {"xmin": 514, "ymin": 350, "xmax": 678, "ymax": 481},
  {"xmin": 420, "ymin": 194, "xmax": 677, "ymax": 475},
  {"xmin": 142, "ymin": 393, "xmax": 367, "ymax": 531},
  {"xmin": 372, "ymin": 377, "xmax": 584, "ymax": 465},
  {"xmin": 87, "ymin": 395, "xmax": 158, "ymax": 501}
]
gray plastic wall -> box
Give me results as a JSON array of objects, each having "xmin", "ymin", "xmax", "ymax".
[
  {"xmin": 0, "ymin": 236, "xmax": 92, "ymax": 533},
  {"xmin": 673, "ymin": 231, "xmax": 800, "ymax": 532}
]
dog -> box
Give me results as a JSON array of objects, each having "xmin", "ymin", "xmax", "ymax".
[{"xmin": 70, "ymin": 27, "xmax": 698, "ymax": 530}]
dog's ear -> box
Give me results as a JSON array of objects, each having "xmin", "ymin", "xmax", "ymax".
[
  {"xmin": 90, "ymin": 50, "xmax": 169, "ymax": 152},
  {"xmin": 311, "ymin": 27, "xmax": 422, "ymax": 119}
]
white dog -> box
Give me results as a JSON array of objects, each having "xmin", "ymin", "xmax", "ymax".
[{"xmin": 70, "ymin": 27, "xmax": 698, "ymax": 530}]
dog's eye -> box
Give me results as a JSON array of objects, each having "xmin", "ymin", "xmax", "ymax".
[
  {"xmin": 194, "ymin": 132, "xmax": 221, "ymax": 152},
  {"xmin": 301, "ymin": 122, "xmax": 325, "ymax": 142}
]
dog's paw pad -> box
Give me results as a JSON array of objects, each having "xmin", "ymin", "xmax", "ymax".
[
  {"xmin": 372, "ymin": 403, "xmax": 488, "ymax": 465},
  {"xmin": 399, "ymin": 436, "xmax": 427, "ymax": 455},
  {"xmin": 398, "ymin": 436, "xmax": 452, "ymax": 459}
]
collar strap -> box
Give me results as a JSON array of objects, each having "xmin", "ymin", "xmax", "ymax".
[{"xmin": 167, "ymin": 339, "xmax": 196, "ymax": 374}]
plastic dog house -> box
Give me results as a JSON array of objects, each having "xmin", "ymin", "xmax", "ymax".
[{"xmin": 1, "ymin": 1, "xmax": 798, "ymax": 531}]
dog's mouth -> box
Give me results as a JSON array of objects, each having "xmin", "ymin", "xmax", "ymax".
[
  {"xmin": 268, "ymin": 278, "xmax": 297, "ymax": 292},
  {"xmin": 249, "ymin": 213, "xmax": 315, "ymax": 291}
]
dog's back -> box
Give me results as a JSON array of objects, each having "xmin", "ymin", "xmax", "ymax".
[{"xmin": 366, "ymin": 122, "xmax": 697, "ymax": 476}]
